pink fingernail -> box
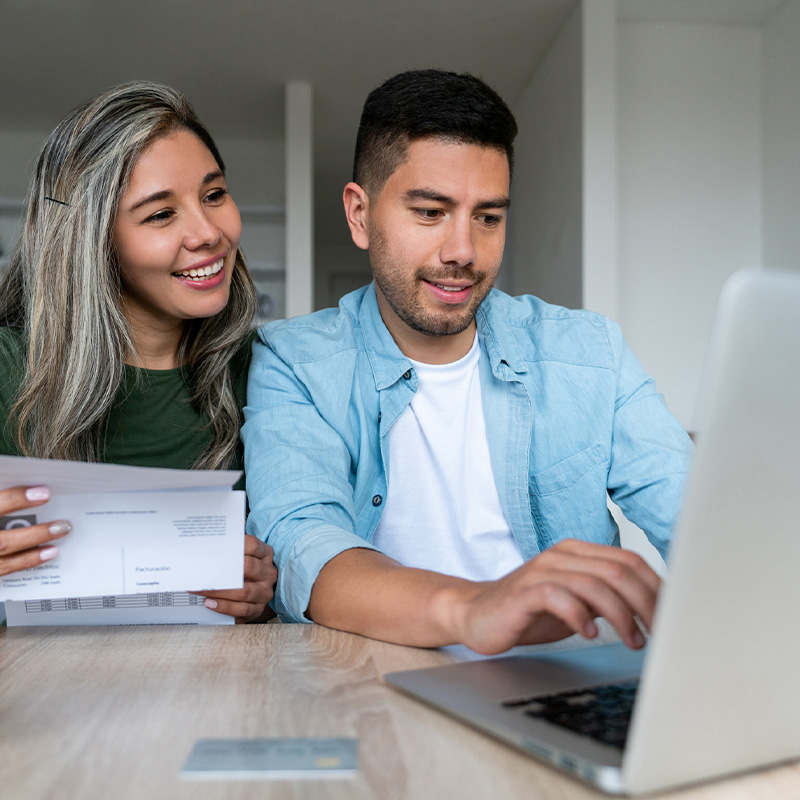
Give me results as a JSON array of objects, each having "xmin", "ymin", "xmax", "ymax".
[
  {"xmin": 26, "ymin": 486, "xmax": 51, "ymax": 503},
  {"xmin": 204, "ymin": 598, "xmax": 218, "ymax": 609},
  {"xmin": 39, "ymin": 546, "xmax": 59, "ymax": 562}
]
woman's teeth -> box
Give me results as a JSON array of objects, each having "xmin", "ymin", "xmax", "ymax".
[{"xmin": 174, "ymin": 258, "xmax": 223, "ymax": 280}]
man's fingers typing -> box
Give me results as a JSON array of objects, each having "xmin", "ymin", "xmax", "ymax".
[{"xmin": 527, "ymin": 541, "xmax": 660, "ymax": 630}]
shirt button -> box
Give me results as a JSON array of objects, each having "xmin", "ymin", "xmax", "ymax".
[
  {"xmin": 372, "ymin": 494, "xmax": 383, "ymax": 507},
  {"xmin": 402, "ymin": 370, "xmax": 411, "ymax": 380}
]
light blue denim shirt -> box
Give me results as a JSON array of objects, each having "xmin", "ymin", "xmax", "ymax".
[{"xmin": 243, "ymin": 285, "xmax": 693, "ymax": 622}]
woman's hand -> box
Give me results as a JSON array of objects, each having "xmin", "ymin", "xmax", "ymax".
[
  {"xmin": 194, "ymin": 534, "xmax": 278, "ymax": 623},
  {"xmin": 0, "ymin": 486, "xmax": 72, "ymax": 577}
]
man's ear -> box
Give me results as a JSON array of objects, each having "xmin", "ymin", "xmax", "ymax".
[{"xmin": 343, "ymin": 182, "xmax": 371, "ymax": 250}]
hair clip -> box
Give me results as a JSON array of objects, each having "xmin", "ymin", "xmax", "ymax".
[{"xmin": 45, "ymin": 196, "xmax": 69, "ymax": 207}]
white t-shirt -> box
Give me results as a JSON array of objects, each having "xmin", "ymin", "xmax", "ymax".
[{"xmin": 372, "ymin": 334, "xmax": 524, "ymax": 581}]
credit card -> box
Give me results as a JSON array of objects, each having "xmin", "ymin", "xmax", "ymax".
[{"xmin": 180, "ymin": 737, "xmax": 358, "ymax": 780}]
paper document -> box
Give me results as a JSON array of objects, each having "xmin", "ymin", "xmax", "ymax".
[
  {"xmin": 4, "ymin": 592, "xmax": 233, "ymax": 626},
  {"xmin": 0, "ymin": 454, "xmax": 242, "ymax": 494},
  {"xmin": 0, "ymin": 455, "xmax": 246, "ymax": 602}
]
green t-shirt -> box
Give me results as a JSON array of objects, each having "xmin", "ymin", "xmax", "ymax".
[{"xmin": 0, "ymin": 327, "xmax": 254, "ymax": 478}]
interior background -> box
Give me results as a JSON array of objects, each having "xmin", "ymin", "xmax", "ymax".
[{"xmin": 2, "ymin": 0, "xmax": 798, "ymax": 564}]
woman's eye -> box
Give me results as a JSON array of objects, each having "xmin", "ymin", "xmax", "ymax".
[
  {"xmin": 205, "ymin": 188, "xmax": 228, "ymax": 203},
  {"xmin": 144, "ymin": 209, "xmax": 174, "ymax": 223}
]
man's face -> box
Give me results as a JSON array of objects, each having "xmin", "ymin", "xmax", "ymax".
[{"xmin": 354, "ymin": 138, "xmax": 510, "ymax": 362}]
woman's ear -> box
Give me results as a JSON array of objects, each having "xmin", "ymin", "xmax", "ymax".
[{"xmin": 342, "ymin": 182, "xmax": 371, "ymax": 250}]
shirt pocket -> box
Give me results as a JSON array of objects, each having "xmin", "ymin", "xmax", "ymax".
[{"xmin": 529, "ymin": 443, "xmax": 615, "ymax": 548}]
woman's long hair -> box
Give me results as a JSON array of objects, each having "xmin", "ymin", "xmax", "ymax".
[{"xmin": 0, "ymin": 81, "xmax": 257, "ymax": 469}]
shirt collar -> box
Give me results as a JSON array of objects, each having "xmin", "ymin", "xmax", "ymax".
[
  {"xmin": 477, "ymin": 290, "xmax": 528, "ymax": 376},
  {"xmin": 357, "ymin": 284, "xmax": 528, "ymax": 389},
  {"xmin": 357, "ymin": 283, "xmax": 414, "ymax": 390}
]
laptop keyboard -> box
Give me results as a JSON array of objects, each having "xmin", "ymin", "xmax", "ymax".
[{"xmin": 501, "ymin": 679, "xmax": 640, "ymax": 749}]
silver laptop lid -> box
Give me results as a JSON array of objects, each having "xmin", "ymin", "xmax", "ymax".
[{"xmin": 623, "ymin": 268, "xmax": 800, "ymax": 793}]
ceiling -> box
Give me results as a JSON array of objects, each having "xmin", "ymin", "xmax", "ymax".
[{"xmin": 0, "ymin": 0, "xmax": 786, "ymax": 243}]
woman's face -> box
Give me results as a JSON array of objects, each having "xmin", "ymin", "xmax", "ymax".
[{"xmin": 113, "ymin": 129, "xmax": 241, "ymax": 339}]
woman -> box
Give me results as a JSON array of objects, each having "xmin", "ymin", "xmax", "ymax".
[{"xmin": 0, "ymin": 82, "xmax": 275, "ymax": 622}]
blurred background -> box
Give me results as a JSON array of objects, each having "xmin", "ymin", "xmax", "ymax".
[{"xmin": 1, "ymin": 0, "xmax": 798, "ymax": 433}]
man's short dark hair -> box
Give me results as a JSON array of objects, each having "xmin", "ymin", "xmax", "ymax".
[{"xmin": 353, "ymin": 69, "xmax": 518, "ymax": 196}]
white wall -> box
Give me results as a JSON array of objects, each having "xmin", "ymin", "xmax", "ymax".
[
  {"xmin": 616, "ymin": 21, "xmax": 762, "ymax": 431},
  {"xmin": 314, "ymin": 242, "xmax": 371, "ymax": 309},
  {"xmin": 582, "ymin": 0, "xmax": 618, "ymax": 320},
  {"xmin": 284, "ymin": 82, "xmax": 314, "ymax": 319},
  {"xmin": 0, "ymin": 131, "xmax": 47, "ymax": 261},
  {"xmin": 507, "ymin": 2, "xmax": 583, "ymax": 307},
  {"xmin": 205, "ymin": 134, "xmax": 287, "ymax": 322},
  {"xmin": 0, "ymin": 131, "xmax": 45, "ymax": 197},
  {"xmin": 762, "ymin": 0, "xmax": 800, "ymax": 272}
]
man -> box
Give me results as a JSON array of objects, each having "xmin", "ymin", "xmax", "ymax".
[{"xmin": 242, "ymin": 69, "xmax": 693, "ymax": 654}]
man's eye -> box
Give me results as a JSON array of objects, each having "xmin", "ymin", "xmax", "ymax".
[
  {"xmin": 416, "ymin": 209, "xmax": 443, "ymax": 220},
  {"xmin": 480, "ymin": 215, "xmax": 502, "ymax": 227}
]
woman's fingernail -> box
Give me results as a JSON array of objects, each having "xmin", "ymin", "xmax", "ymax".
[
  {"xmin": 204, "ymin": 598, "xmax": 218, "ymax": 610},
  {"xmin": 39, "ymin": 546, "xmax": 59, "ymax": 562},
  {"xmin": 49, "ymin": 521, "xmax": 71, "ymax": 536},
  {"xmin": 26, "ymin": 486, "xmax": 51, "ymax": 503}
]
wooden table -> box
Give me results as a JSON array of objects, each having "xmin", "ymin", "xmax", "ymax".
[{"xmin": 1, "ymin": 623, "xmax": 799, "ymax": 799}]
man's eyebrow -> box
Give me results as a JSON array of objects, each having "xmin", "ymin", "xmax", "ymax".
[
  {"xmin": 403, "ymin": 188, "xmax": 510, "ymax": 210},
  {"xmin": 404, "ymin": 188, "xmax": 455, "ymax": 204},
  {"xmin": 477, "ymin": 196, "xmax": 511, "ymax": 210},
  {"xmin": 127, "ymin": 170, "xmax": 225, "ymax": 213}
]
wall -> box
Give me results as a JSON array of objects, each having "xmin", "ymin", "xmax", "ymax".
[
  {"xmin": 762, "ymin": 0, "xmax": 800, "ymax": 272},
  {"xmin": 582, "ymin": 0, "xmax": 618, "ymax": 320},
  {"xmin": 616, "ymin": 20, "xmax": 762, "ymax": 431},
  {"xmin": 507, "ymin": 2, "xmax": 583, "ymax": 307},
  {"xmin": 314, "ymin": 242, "xmax": 371, "ymax": 311},
  {"xmin": 0, "ymin": 131, "xmax": 46, "ymax": 262}
]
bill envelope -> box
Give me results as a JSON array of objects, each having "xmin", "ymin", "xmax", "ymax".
[{"xmin": 0, "ymin": 455, "xmax": 246, "ymax": 601}]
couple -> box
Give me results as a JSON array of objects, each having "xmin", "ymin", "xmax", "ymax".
[{"xmin": 0, "ymin": 70, "xmax": 692, "ymax": 650}]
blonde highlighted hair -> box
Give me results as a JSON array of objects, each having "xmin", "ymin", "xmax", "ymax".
[{"xmin": 0, "ymin": 81, "xmax": 257, "ymax": 469}]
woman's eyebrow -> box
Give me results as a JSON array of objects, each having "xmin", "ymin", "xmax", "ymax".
[
  {"xmin": 128, "ymin": 189, "xmax": 172, "ymax": 212},
  {"xmin": 201, "ymin": 169, "xmax": 225, "ymax": 186}
]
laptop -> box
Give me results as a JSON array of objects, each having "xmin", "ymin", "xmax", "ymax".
[{"xmin": 385, "ymin": 267, "xmax": 800, "ymax": 795}]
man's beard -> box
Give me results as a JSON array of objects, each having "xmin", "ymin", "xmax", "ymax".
[{"xmin": 370, "ymin": 230, "xmax": 495, "ymax": 338}]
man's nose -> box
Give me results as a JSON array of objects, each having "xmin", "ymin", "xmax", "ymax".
[{"xmin": 439, "ymin": 216, "xmax": 476, "ymax": 267}]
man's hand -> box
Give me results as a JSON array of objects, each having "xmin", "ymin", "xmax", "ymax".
[
  {"xmin": 443, "ymin": 539, "xmax": 659, "ymax": 654},
  {"xmin": 194, "ymin": 535, "xmax": 278, "ymax": 623},
  {"xmin": 0, "ymin": 486, "xmax": 71, "ymax": 577},
  {"xmin": 309, "ymin": 540, "xmax": 660, "ymax": 653}
]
